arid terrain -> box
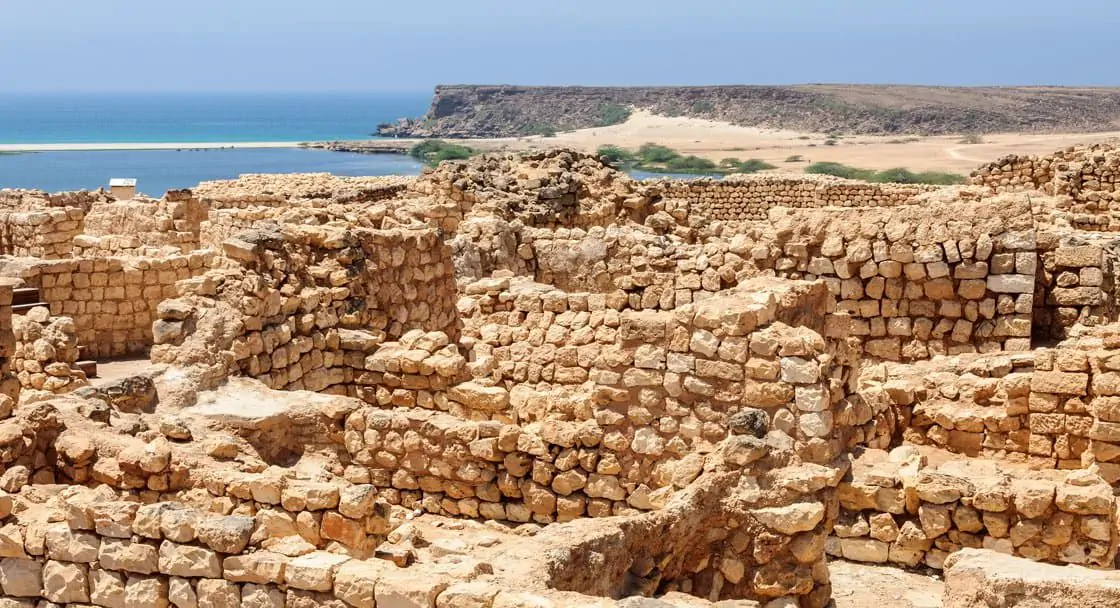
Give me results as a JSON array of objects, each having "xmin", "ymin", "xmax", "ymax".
[
  {"xmin": 380, "ymin": 84, "xmax": 1120, "ymax": 138},
  {"xmin": 471, "ymin": 110, "xmax": 1120, "ymax": 174},
  {"xmin": 336, "ymin": 108, "xmax": 1120, "ymax": 175}
]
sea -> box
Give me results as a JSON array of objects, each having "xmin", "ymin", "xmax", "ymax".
[{"xmin": 0, "ymin": 93, "xmax": 431, "ymax": 195}]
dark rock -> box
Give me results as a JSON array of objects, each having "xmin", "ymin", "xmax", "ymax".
[{"xmin": 729, "ymin": 408, "xmax": 769, "ymax": 438}]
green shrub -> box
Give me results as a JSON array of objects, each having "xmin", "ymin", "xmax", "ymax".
[
  {"xmin": 805, "ymin": 162, "xmax": 875, "ymax": 180},
  {"xmin": 958, "ymin": 134, "xmax": 985, "ymax": 144},
  {"xmin": 824, "ymin": 138, "xmax": 838, "ymax": 146},
  {"xmin": 873, "ymin": 167, "xmax": 924, "ymax": 183},
  {"xmin": 662, "ymin": 105, "xmax": 683, "ymax": 117},
  {"xmin": 409, "ymin": 140, "xmax": 474, "ymax": 165},
  {"xmin": 597, "ymin": 145, "xmax": 635, "ymax": 166},
  {"xmin": 734, "ymin": 159, "xmax": 777, "ymax": 173},
  {"xmin": 806, "ymin": 162, "xmax": 964, "ymax": 185},
  {"xmin": 666, "ymin": 155, "xmax": 717, "ymax": 172},
  {"xmin": 637, "ymin": 143, "xmax": 680, "ymax": 164},
  {"xmin": 785, "ymin": 155, "xmax": 804, "ymax": 163},
  {"xmin": 908, "ymin": 171, "xmax": 967, "ymax": 185},
  {"xmin": 796, "ymin": 135, "xmax": 812, "ymax": 140},
  {"xmin": 598, "ymin": 104, "xmax": 632, "ymax": 127},
  {"xmin": 691, "ymin": 100, "xmax": 714, "ymax": 113}
]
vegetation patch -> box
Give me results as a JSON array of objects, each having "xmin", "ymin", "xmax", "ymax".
[
  {"xmin": 785, "ymin": 155, "xmax": 805, "ymax": 163},
  {"xmin": 597, "ymin": 144, "xmax": 776, "ymax": 175},
  {"xmin": 596, "ymin": 104, "xmax": 632, "ymax": 127},
  {"xmin": 958, "ymin": 134, "xmax": 985, "ymax": 144},
  {"xmin": 691, "ymin": 100, "xmax": 714, "ymax": 114},
  {"xmin": 409, "ymin": 140, "xmax": 475, "ymax": 165},
  {"xmin": 805, "ymin": 162, "xmax": 965, "ymax": 185}
]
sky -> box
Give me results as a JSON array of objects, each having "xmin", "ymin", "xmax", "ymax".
[{"xmin": 3, "ymin": 0, "xmax": 1119, "ymax": 93}]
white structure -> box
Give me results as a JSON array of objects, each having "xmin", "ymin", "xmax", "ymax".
[{"xmin": 108, "ymin": 178, "xmax": 137, "ymax": 199}]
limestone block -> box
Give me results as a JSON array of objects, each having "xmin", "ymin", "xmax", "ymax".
[
  {"xmin": 196, "ymin": 579, "xmax": 240, "ymax": 608},
  {"xmin": 99, "ymin": 538, "xmax": 159, "ymax": 574},
  {"xmin": 751, "ymin": 502, "xmax": 825, "ymax": 534},
  {"xmin": 0, "ymin": 558, "xmax": 42, "ymax": 598},
  {"xmin": 42, "ymin": 560, "xmax": 89, "ymax": 604},
  {"xmin": 222, "ymin": 551, "xmax": 287, "ymax": 585},
  {"xmin": 158, "ymin": 541, "xmax": 222, "ymax": 578},
  {"xmin": 986, "ymin": 275, "xmax": 1033, "ymax": 294},
  {"xmin": 195, "ymin": 515, "xmax": 254, "ymax": 554},
  {"xmin": 286, "ymin": 551, "xmax": 351, "ymax": 592}
]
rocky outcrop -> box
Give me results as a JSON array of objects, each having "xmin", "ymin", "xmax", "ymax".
[{"xmin": 379, "ymin": 84, "xmax": 1120, "ymax": 138}]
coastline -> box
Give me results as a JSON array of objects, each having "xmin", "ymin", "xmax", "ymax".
[{"xmin": 0, "ymin": 141, "xmax": 304, "ymax": 152}]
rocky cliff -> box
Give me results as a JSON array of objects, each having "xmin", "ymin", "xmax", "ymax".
[{"xmin": 379, "ymin": 84, "xmax": 1120, "ymax": 138}]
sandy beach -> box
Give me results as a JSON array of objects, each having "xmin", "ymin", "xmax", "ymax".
[{"xmin": 0, "ymin": 141, "xmax": 302, "ymax": 152}]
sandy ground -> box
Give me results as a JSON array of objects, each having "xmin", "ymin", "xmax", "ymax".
[
  {"xmin": 830, "ymin": 560, "xmax": 944, "ymax": 608},
  {"xmin": 91, "ymin": 356, "xmax": 158, "ymax": 385},
  {"xmin": 0, "ymin": 142, "xmax": 301, "ymax": 152},
  {"xmin": 465, "ymin": 110, "xmax": 1120, "ymax": 175}
]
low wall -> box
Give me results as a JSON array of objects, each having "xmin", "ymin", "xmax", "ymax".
[
  {"xmin": 7, "ymin": 252, "xmax": 213, "ymax": 359},
  {"xmin": 11, "ymin": 308, "xmax": 86, "ymax": 402},
  {"xmin": 0, "ymin": 282, "xmax": 18, "ymax": 418},
  {"xmin": 830, "ymin": 447, "xmax": 1118, "ymax": 570},
  {"xmin": 1035, "ymin": 239, "xmax": 1117, "ymax": 340},
  {"xmin": 194, "ymin": 174, "xmax": 413, "ymax": 209},
  {"xmin": 152, "ymin": 225, "xmax": 460, "ymax": 394},
  {"xmin": 0, "ymin": 208, "xmax": 84, "ymax": 259},
  {"xmin": 74, "ymin": 191, "xmax": 207, "ymax": 257},
  {"xmin": 660, "ymin": 174, "xmax": 940, "ymax": 222}
]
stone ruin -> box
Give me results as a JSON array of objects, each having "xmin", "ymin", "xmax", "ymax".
[{"xmin": 0, "ymin": 146, "xmax": 1119, "ymax": 607}]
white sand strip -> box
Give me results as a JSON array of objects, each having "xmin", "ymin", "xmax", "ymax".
[{"xmin": 0, "ymin": 141, "xmax": 303, "ymax": 152}]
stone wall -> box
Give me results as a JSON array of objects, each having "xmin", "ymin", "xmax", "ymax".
[
  {"xmin": 660, "ymin": 174, "xmax": 941, "ymax": 222},
  {"xmin": 74, "ymin": 190, "xmax": 207, "ymax": 257},
  {"xmin": 11, "ymin": 307, "xmax": 86, "ymax": 403},
  {"xmin": 7, "ymin": 253, "xmax": 213, "ymax": 359},
  {"xmin": 152, "ymin": 225, "xmax": 460, "ymax": 393},
  {"xmin": 0, "ymin": 422, "xmax": 842, "ymax": 607},
  {"xmin": 867, "ymin": 327, "xmax": 1120, "ymax": 478},
  {"xmin": 971, "ymin": 144, "xmax": 1120, "ymax": 232},
  {"xmin": 194, "ymin": 173, "xmax": 412, "ymax": 209},
  {"xmin": 1034, "ymin": 239, "xmax": 1116, "ymax": 340},
  {"xmin": 830, "ymin": 447, "xmax": 1118, "ymax": 570},
  {"xmin": 0, "ymin": 282, "xmax": 18, "ymax": 419},
  {"xmin": 511, "ymin": 196, "xmax": 1038, "ymax": 362},
  {"xmin": 0, "ymin": 208, "xmax": 85, "ymax": 259},
  {"xmin": 0, "ymin": 189, "xmax": 109, "ymax": 212}
]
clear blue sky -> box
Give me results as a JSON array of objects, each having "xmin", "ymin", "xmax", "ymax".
[{"xmin": 4, "ymin": 0, "xmax": 1119, "ymax": 93}]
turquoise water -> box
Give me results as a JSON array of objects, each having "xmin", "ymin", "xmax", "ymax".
[
  {"xmin": 0, "ymin": 93, "xmax": 430, "ymax": 195},
  {"xmin": 0, "ymin": 93, "xmax": 429, "ymax": 144},
  {"xmin": 0, "ymin": 93, "xmax": 708, "ymax": 195},
  {"xmin": 0, "ymin": 148, "xmax": 424, "ymax": 196}
]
